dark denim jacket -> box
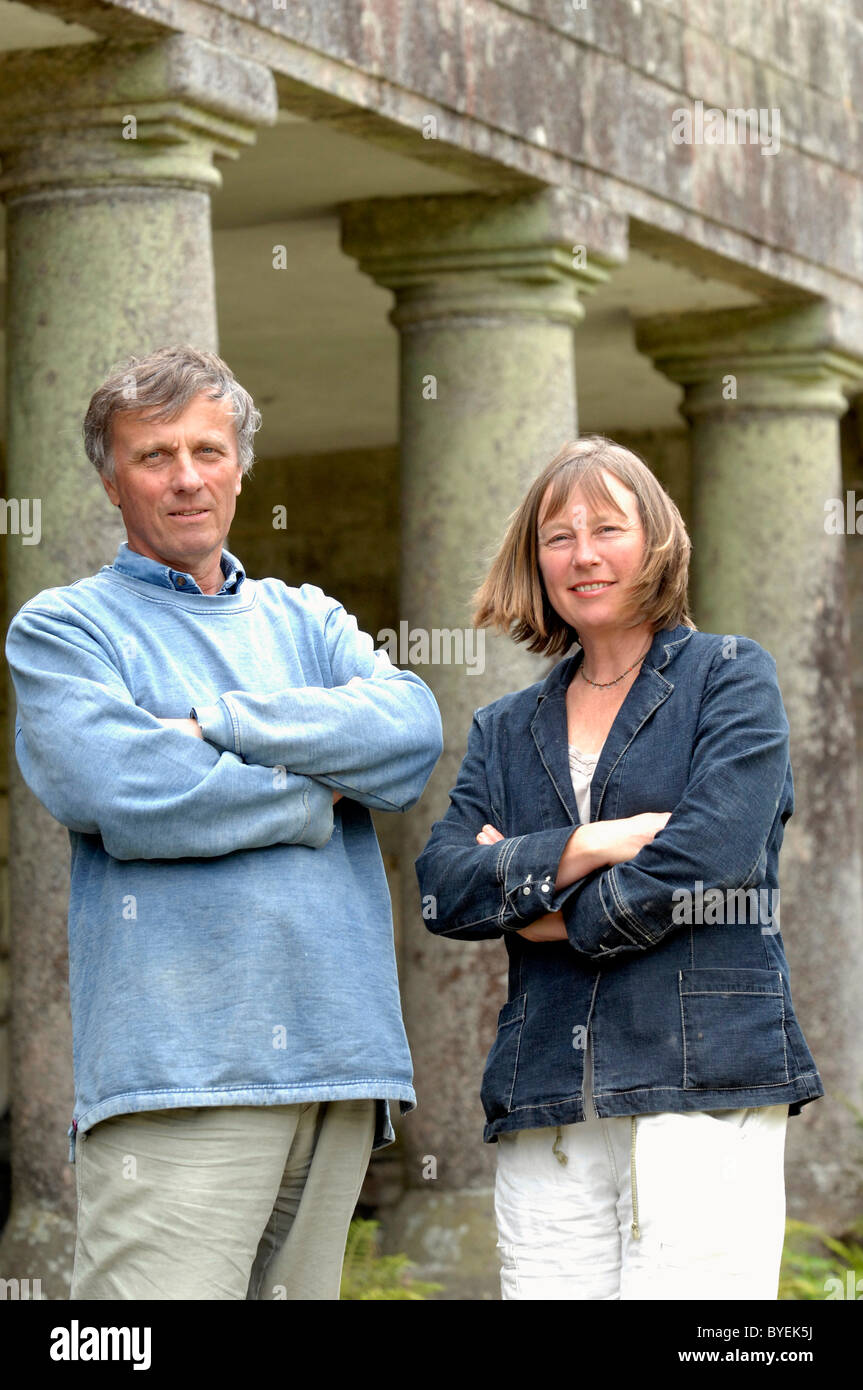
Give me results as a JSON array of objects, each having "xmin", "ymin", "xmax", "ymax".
[{"xmin": 416, "ymin": 624, "xmax": 824, "ymax": 1142}]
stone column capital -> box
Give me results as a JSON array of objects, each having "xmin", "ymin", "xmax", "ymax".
[
  {"xmin": 0, "ymin": 34, "xmax": 278, "ymax": 201},
  {"xmin": 339, "ymin": 186, "xmax": 627, "ymax": 328},
  {"xmin": 635, "ymin": 302, "xmax": 863, "ymax": 417}
]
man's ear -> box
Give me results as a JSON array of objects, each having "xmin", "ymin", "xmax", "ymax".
[
  {"xmin": 235, "ymin": 466, "xmax": 242, "ymax": 496},
  {"xmin": 101, "ymin": 471, "xmax": 121, "ymax": 508}
]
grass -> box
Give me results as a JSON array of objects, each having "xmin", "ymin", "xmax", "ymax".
[
  {"xmin": 779, "ymin": 1089, "xmax": 863, "ymax": 1299},
  {"xmin": 779, "ymin": 1216, "xmax": 863, "ymax": 1300},
  {"xmin": 339, "ymin": 1217, "xmax": 444, "ymax": 1300}
]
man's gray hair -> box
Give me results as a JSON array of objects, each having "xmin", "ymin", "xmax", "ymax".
[{"xmin": 83, "ymin": 345, "xmax": 262, "ymax": 480}]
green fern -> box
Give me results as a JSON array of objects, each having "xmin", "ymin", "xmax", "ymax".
[
  {"xmin": 778, "ymin": 1087, "xmax": 863, "ymax": 1300},
  {"xmin": 339, "ymin": 1217, "xmax": 444, "ymax": 1300},
  {"xmin": 779, "ymin": 1217, "xmax": 863, "ymax": 1300}
]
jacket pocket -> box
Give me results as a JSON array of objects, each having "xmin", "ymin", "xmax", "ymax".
[
  {"xmin": 679, "ymin": 969, "xmax": 789, "ymax": 1090},
  {"xmin": 480, "ymin": 993, "xmax": 527, "ymax": 1123}
]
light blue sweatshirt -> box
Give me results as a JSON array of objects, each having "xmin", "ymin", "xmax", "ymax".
[{"xmin": 6, "ymin": 540, "xmax": 443, "ymax": 1160}]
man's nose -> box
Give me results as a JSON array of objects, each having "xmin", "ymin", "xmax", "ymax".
[{"xmin": 169, "ymin": 450, "xmax": 204, "ymax": 488}]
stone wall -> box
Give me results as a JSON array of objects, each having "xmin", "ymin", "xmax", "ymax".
[{"xmin": 30, "ymin": 0, "xmax": 863, "ymax": 328}]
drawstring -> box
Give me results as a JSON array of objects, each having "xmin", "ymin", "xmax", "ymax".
[
  {"xmin": 550, "ymin": 1116, "xmax": 640, "ymax": 1240},
  {"xmin": 630, "ymin": 1116, "xmax": 641, "ymax": 1239},
  {"xmin": 552, "ymin": 1126, "xmax": 568, "ymax": 1165}
]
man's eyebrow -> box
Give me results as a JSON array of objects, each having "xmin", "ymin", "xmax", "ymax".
[{"xmin": 133, "ymin": 433, "xmax": 230, "ymax": 455}]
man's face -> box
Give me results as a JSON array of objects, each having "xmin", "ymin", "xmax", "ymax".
[{"xmin": 100, "ymin": 392, "xmax": 243, "ymax": 573}]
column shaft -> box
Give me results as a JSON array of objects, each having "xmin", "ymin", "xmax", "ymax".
[
  {"xmin": 0, "ymin": 35, "xmax": 276, "ymax": 1295},
  {"xmin": 343, "ymin": 188, "xmax": 625, "ymax": 1296},
  {"xmin": 638, "ymin": 304, "xmax": 863, "ymax": 1229}
]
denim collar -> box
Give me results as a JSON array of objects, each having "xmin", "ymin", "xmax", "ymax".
[
  {"xmin": 111, "ymin": 540, "xmax": 246, "ymax": 595},
  {"xmin": 538, "ymin": 623, "xmax": 695, "ymax": 703},
  {"xmin": 531, "ymin": 623, "xmax": 696, "ymax": 825}
]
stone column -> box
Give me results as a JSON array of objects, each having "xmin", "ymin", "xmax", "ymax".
[
  {"xmin": 636, "ymin": 304, "xmax": 863, "ymax": 1230},
  {"xmin": 0, "ymin": 34, "xmax": 276, "ymax": 1296},
  {"xmin": 844, "ymin": 401, "xmax": 863, "ymax": 817},
  {"xmin": 341, "ymin": 189, "xmax": 626, "ymax": 1297}
]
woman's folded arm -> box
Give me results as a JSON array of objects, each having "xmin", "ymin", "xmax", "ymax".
[
  {"xmin": 416, "ymin": 709, "xmax": 602, "ymax": 939},
  {"xmin": 561, "ymin": 639, "xmax": 793, "ymax": 960}
]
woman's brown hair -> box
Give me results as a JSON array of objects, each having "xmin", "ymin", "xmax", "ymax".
[{"xmin": 473, "ymin": 436, "xmax": 696, "ymax": 658}]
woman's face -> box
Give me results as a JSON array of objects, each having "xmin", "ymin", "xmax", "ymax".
[{"xmin": 537, "ymin": 470, "xmax": 646, "ymax": 634}]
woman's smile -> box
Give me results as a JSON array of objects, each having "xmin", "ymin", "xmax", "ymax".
[{"xmin": 570, "ymin": 580, "xmax": 616, "ymax": 595}]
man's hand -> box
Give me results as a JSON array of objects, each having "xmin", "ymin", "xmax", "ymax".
[
  {"xmin": 156, "ymin": 716, "xmax": 344, "ymax": 804},
  {"xmin": 157, "ymin": 716, "xmax": 203, "ymax": 738}
]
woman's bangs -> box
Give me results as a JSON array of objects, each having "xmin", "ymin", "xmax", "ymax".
[{"xmin": 537, "ymin": 458, "xmax": 629, "ymax": 531}]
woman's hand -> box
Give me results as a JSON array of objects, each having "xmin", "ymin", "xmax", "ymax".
[
  {"xmin": 517, "ymin": 910, "xmax": 568, "ymax": 942},
  {"xmin": 475, "ymin": 814, "xmax": 671, "ymax": 941},
  {"xmin": 475, "ymin": 824, "xmax": 567, "ymax": 942},
  {"xmin": 518, "ymin": 813, "xmax": 673, "ymax": 938},
  {"xmin": 556, "ymin": 812, "xmax": 671, "ymax": 887},
  {"xmin": 588, "ymin": 812, "xmax": 672, "ymax": 866}
]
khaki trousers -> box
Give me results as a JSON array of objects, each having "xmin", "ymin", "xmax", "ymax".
[{"xmin": 69, "ymin": 1099, "xmax": 376, "ymax": 1300}]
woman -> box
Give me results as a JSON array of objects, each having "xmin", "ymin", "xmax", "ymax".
[{"xmin": 415, "ymin": 436, "xmax": 824, "ymax": 1301}]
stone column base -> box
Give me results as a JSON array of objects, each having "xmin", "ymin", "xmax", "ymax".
[
  {"xmin": 378, "ymin": 1187, "xmax": 500, "ymax": 1301},
  {"xmin": 0, "ymin": 1197, "xmax": 76, "ymax": 1300}
]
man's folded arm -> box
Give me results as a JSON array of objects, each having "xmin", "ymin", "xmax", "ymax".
[
  {"xmin": 6, "ymin": 606, "xmax": 334, "ymax": 861},
  {"xmin": 192, "ymin": 592, "xmax": 444, "ymax": 813},
  {"xmin": 561, "ymin": 638, "xmax": 793, "ymax": 961}
]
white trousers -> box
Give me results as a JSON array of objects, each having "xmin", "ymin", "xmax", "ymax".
[{"xmin": 494, "ymin": 1037, "xmax": 789, "ymax": 1300}]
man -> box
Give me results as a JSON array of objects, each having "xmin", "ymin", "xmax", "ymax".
[{"xmin": 6, "ymin": 344, "xmax": 443, "ymax": 1300}]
